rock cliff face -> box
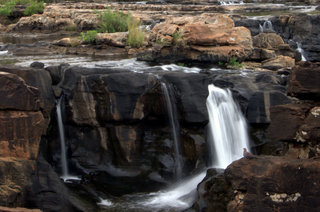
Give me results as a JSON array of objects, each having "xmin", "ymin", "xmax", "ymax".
[{"xmin": 0, "ymin": 72, "xmax": 45, "ymax": 208}]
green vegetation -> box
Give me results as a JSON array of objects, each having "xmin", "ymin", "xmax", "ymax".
[
  {"xmin": 0, "ymin": 58, "xmax": 19, "ymax": 65},
  {"xmin": 24, "ymin": 0, "xmax": 44, "ymax": 16},
  {"xmin": 80, "ymin": 30, "xmax": 98, "ymax": 43},
  {"xmin": 0, "ymin": 1, "xmax": 15, "ymax": 16},
  {"xmin": 226, "ymin": 57, "xmax": 243, "ymax": 69},
  {"xmin": 218, "ymin": 57, "xmax": 243, "ymax": 69},
  {"xmin": 65, "ymin": 25, "xmax": 77, "ymax": 31},
  {"xmin": 96, "ymin": 8, "xmax": 145, "ymax": 48},
  {"xmin": 0, "ymin": 0, "xmax": 44, "ymax": 17},
  {"xmin": 97, "ymin": 9, "xmax": 129, "ymax": 33},
  {"xmin": 177, "ymin": 62, "xmax": 185, "ymax": 67},
  {"xmin": 126, "ymin": 18, "xmax": 144, "ymax": 48},
  {"xmin": 172, "ymin": 30, "xmax": 185, "ymax": 46}
]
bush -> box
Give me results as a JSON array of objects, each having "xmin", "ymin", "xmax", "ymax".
[
  {"xmin": 24, "ymin": 0, "xmax": 44, "ymax": 16},
  {"xmin": 0, "ymin": 0, "xmax": 44, "ymax": 17},
  {"xmin": 126, "ymin": 18, "xmax": 144, "ymax": 48},
  {"xmin": 172, "ymin": 30, "xmax": 185, "ymax": 46},
  {"xmin": 80, "ymin": 30, "xmax": 98, "ymax": 43},
  {"xmin": 98, "ymin": 9, "xmax": 129, "ymax": 33},
  {"xmin": 226, "ymin": 57, "xmax": 243, "ymax": 69},
  {"xmin": 0, "ymin": 1, "xmax": 16, "ymax": 16}
]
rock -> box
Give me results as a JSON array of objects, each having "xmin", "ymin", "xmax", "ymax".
[
  {"xmin": 0, "ymin": 207, "xmax": 41, "ymax": 212},
  {"xmin": 190, "ymin": 169, "xmax": 231, "ymax": 212},
  {"xmin": 0, "ymin": 111, "xmax": 45, "ymax": 160},
  {"xmin": 194, "ymin": 156, "xmax": 320, "ymax": 212},
  {"xmin": 0, "ymin": 72, "xmax": 40, "ymax": 111},
  {"xmin": 267, "ymin": 103, "xmax": 311, "ymax": 142},
  {"xmin": 30, "ymin": 62, "xmax": 44, "ymax": 69},
  {"xmin": 45, "ymin": 64, "xmax": 70, "ymax": 85},
  {"xmin": 143, "ymin": 15, "xmax": 253, "ymax": 63},
  {"xmin": 53, "ymin": 37, "xmax": 80, "ymax": 47},
  {"xmin": 31, "ymin": 154, "xmax": 86, "ymax": 212},
  {"xmin": 96, "ymin": 32, "xmax": 128, "ymax": 47},
  {"xmin": 0, "ymin": 158, "xmax": 35, "ymax": 207},
  {"xmin": 225, "ymin": 157, "xmax": 320, "ymax": 212},
  {"xmin": 262, "ymin": 55, "xmax": 295, "ymax": 70},
  {"xmin": 270, "ymin": 14, "xmax": 320, "ymax": 62},
  {"xmin": 296, "ymin": 106, "xmax": 320, "ymax": 143},
  {"xmin": 0, "ymin": 66, "xmax": 55, "ymax": 125},
  {"xmin": 252, "ymin": 33, "xmax": 284, "ymax": 50},
  {"xmin": 288, "ymin": 62, "xmax": 320, "ymax": 100}
]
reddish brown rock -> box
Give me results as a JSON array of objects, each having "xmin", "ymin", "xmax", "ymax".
[
  {"xmin": 267, "ymin": 103, "xmax": 310, "ymax": 142},
  {"xmin": 288, "ymin": 62, "xmax": 320, "ymax": 100},
  {"xmin": 0, "ymin": 158, "xmax": 35, "ymax": 207},
  {"xmin": 225, "ymin": 156, "xmax": 320, "ymax": 212},
  {"xmin": 0, "ymin": 72, "xmax": 40, "ymax": 111},
  {"xmin": 261, "ymin": 55, "xmax": 295, "ymax": 70},
  {"xmin": 192, "ymin": 157, "xmax": 320, "ymax": 212},
  {"xmin": 147, "ymin": 15, "xmax": 252, "ymax": 63},
  {"xmin": 0, "ymin": 206, "xmax": 41, "ymax": 212},
  {"xmin": 0, "ymin": 111, "xmax": 45, "ymax": 160}
]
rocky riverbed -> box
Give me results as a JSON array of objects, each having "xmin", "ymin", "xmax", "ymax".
[{"xmin": 0, "ymin": 0, "xmax": 320, "ymax": 211}]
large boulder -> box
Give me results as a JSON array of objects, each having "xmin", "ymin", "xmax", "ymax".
[
  {"xmin": 287, "ymin": 62, "xmax": 320, "ymax": 100},
  {"xmin": 192, "ymin": 156, "xmax": 320, "ymax": 212},
  {"xmin": 141, "ymin": 15, "xmax": 253, "ymax": 63}
]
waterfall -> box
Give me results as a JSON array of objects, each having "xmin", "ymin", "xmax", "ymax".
[
  {"xmin": 259, "ymin": 20, "xmax": 274, "ymax": 33},
  {"xmin": 98, "ymin": 83, "xmax": 251, "ymax": 210},
  {"xmin": 161, "ymin": 82, "xmax": 182, "ymax": 180},
  {"xmin": 206, "ymin": 84, "xmax": 250, "ymax": 169},
  {"xmin": 296, "ymin": 42, "xmax": 307, "ymax": 61},
  {"xmin": 56, "ymin": 96, "xmax": 80, "ymax": 182}
]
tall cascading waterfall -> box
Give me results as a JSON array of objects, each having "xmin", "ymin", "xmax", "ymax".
[
  {"xmin": 206, "ymin": 84, "xmax": 250, "ymax": 169},
  {"xmin": 161, "ymin": 82, "xmax": 182, "ymax": 180},
  {"xmin": 56, "ymin": 96, "xmax": 80, "ymax": 182}
]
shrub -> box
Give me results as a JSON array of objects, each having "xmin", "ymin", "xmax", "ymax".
[
  {"xmin": 126, "ymin": 18, "xmax": 144, "ymax": 48},
  {"xmin": 172, "ymin": 30, "xmax": 185, "ymax": 46},
  {"xmin": 226, "ymin": 57, "xmax": 243, "ymax": 69},
  {"xmin": 80, "ymin": 30, "xmax": 98, "ymax": 43},
  {"xmin": 98, "ymin": 9, "xmax": 129, "ymax": 33},
  {"xmin": 0, "ymin": 1, "xmax": 16, "ymax": 16},
  {"xmin": 24, "ymin": 0, "xmax": 44, "ymax": 16}
]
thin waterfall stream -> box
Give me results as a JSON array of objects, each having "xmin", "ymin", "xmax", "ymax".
[
  {"xmin": 56, "ymin": 96, "xmax": 80, "ymax": 182},
  {"xmin": 161, "ymin": 82, "xmax": 182, "ymax": 180}
]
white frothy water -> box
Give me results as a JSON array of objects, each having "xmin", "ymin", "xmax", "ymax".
[
  {"xmin": 161, "ymin": 82, "xmax": 182, "ymax": 180},
  {"xmin": 142, "ymin": 171, "xmax": 206, "ymax": 210},
  {"xmin": 0, "ymin": 50, "xmax": 8, "ymax": 55},
  {"xmin": 206, "ymin": 84, "xmax": 250, "ymax": 169},
  {"xmin": 297, "ymin": 42, "xmax": 307, "ymax": 61},
  {"xmin": 56, "ymin": 97, "xmax": 81, "ymax": 182},
  {"xmin": 259, "ymin": 20, "xmax": 274, "ymax": 33},
  {"xmin": 219, "ymin": 0, "xmax": 244, "ymax": 5}
]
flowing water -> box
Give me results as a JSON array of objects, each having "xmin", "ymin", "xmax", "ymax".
[
  {"xmin": 297, "ymin": 42, "xmax": 307, "ymax": 61},
  {"xmin": 56, "ymin": 97, "xmax": 81, "ymax": 182},
  {"xmin": 206, "ymin": 84, "xmax": 250, "ymax": 169},
  {"xmin": 161, "ymin": 82, "xmax": 183, "ymax": 180},
  {"xmin": 259, "ymin": 20, "xmax": 274, "ymax": 33},
  {"xmin": 98, "ymin": 83, "xmax": 251, "ymax": 211}
]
